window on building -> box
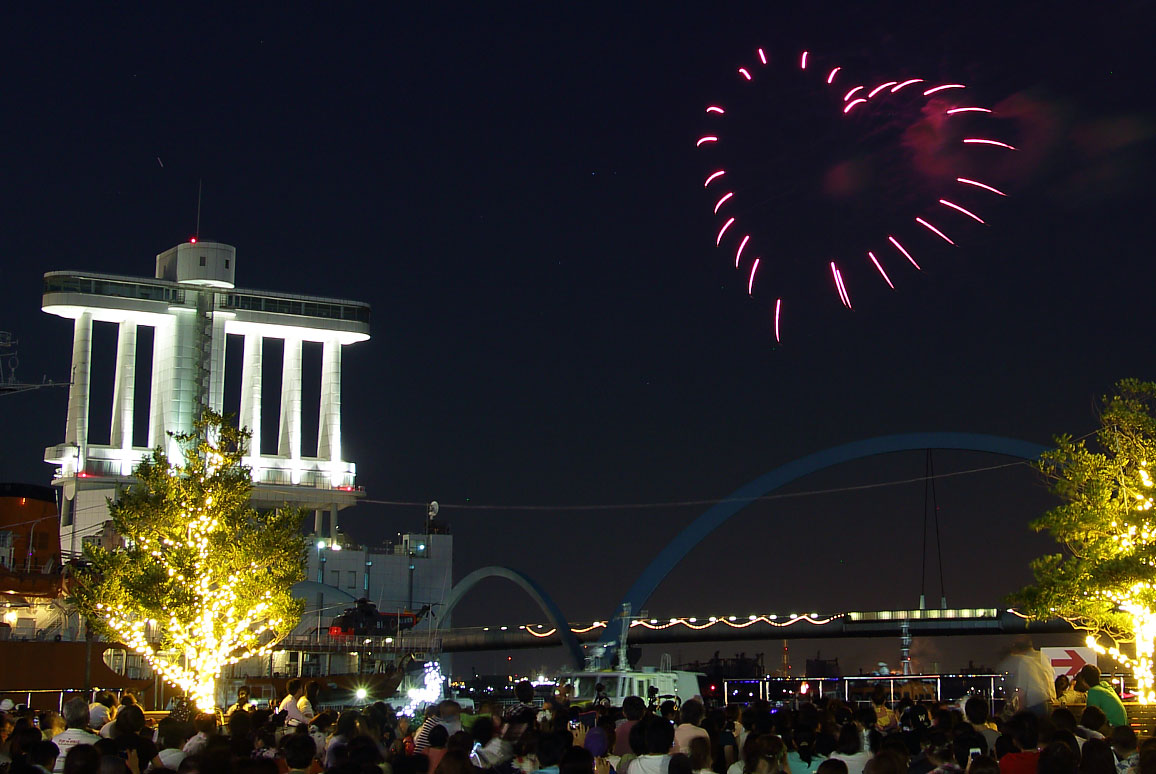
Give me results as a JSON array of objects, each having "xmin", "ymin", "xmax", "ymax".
[
  {"xmin": 199, "ymin": 256, "xmax": 206, "ymax": 266},
  {"xmin": 347, "ymin": 571, "xmax": 356, "ymax": 589},
  {"xmin": 225, "ymin": 259, "xmax": 230, "ymax": 268},
  {"xmin": 330, "ymin": 570, "xmax": 341, "ymax": 587}
]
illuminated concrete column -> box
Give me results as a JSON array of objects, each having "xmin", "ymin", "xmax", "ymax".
[
  {"xmin": 239, "ymin": 334, "xmax": 263, "ymax": 453},
  {"xmin": 317, "ymin": 339, "xmax": 342, "ymax": 463},
  {"xmin": 147, "ymin": 318, "xmax": 171, "ymax": 451},
  {"xmin": 166, "ymin": 310, "xmax": 198, "ymax": 460},
  {"xmin": 110, "ymin": 320, "xmax": 137, "ymax": 469},
  {"xmin": 208, "ymin": 314, "xmax": 227, "ymax": 414},
  {"xmin": 278, "ymin": 337, "xmax": 303, "ymax": 471},
  {"xmin": 65, "ymin": 312, "xmax": 93, "ymax": 466}
]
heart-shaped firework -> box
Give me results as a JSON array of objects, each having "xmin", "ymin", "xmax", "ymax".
[{"xmin": 698, "ymin": 47, "xmax": 1016, "ymax": 342}]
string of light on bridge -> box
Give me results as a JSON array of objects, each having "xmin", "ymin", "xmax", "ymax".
[{"xmin": 475, "ymin": 612, "xmax": 845, "ymax": 638}]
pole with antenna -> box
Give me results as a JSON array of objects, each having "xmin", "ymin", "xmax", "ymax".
[{"xmin": 195, "ymin": 179, "xmax": 203, "ymax": 240}]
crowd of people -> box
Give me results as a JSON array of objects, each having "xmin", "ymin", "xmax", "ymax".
[{"xmin": 0, "ymin": 664, "xmax": 1147, "ymax": 774}]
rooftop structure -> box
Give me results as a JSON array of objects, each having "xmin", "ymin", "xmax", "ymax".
[{"xmin": 42, "ymin": 240, "xmax": 371, "ymax": 558}]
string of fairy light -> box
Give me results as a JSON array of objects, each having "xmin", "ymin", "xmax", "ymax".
[
  {"xmin": 93, "ymin": 448, "xmax": 287, "ymax": 711},
  {"xmin": 477, "ymin": 612, "xmax": 845, "ymax": 638}
]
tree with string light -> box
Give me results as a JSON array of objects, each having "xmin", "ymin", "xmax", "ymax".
[
  {"xmin": 72, "ymin": 411, "xmax": 305, "ymax": 711},
  {"xmin": 1012, "ymin": 378, "xmax": 1156, "ymax": 703}
]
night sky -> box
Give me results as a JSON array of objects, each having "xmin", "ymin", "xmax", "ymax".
[{"xmin": 2, "ymin": 2, "xmax": 1155, "ymax": 677}]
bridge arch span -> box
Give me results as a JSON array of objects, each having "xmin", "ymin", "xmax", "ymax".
[
  {"xmin": 605, "ymin": 432, "xmax": 1047, "ymax": 643},
  {"xmin": 439, "ymin": 566, "xmax": 584, "ymax": 667}
]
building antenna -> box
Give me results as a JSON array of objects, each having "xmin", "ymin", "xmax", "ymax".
[{"xmin": 195, "ymin": 179, "xmax": 203, "ymax": 239}]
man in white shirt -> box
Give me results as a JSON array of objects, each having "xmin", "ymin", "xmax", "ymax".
[
  {"xmin": 51, "ymin": 698, "xmax": 100, "ymax": 773},
  {"xmin": 278, "ymin": 679, "xmax": 308, "ymax": 727},
  {"xmin": 87, "ymin": 691, "xmax": 116, "ymax": 731}
]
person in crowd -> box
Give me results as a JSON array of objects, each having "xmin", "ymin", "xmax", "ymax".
[
  {"xmin": 1081, "ymin": 738, "xmax": 1118, "ymax": 774},
  {"xmin": 817, "ymin": 760, "xmax": 849, "ymax": 774},
  {"xmin": 1076, "ymin": 666, "xmax": 1128, "ymax": 729},
  {"xmin": 1038, "ymin": 742, "xmax": 1080, "ymax": 774},
  {"xmin": 674, "ymin": 700, "xmax": 709, "ymax": 756},
  {"xmin": 969, "ymin": 757, "xmax": 1001, "ymax": 774},
  {"xmin": 1111, "ymin": 726, "xmax": 1139, "ymax": 774},
  {"xmin": 278, "ymin": 679, "xmax": 308, "ymax": 728},
  {"xmin": 87, "ymin": 693, "xmax": 117, "ymax": 732},
  {"xmin": 25, "ymin": 739, "xmax": 60, "ymax": 773},
  {"xmin": 1055, "ymin": 676, "xmax": 1084, "ymax": 706},
  {"xmin": 37, "ymin": 712, "xmax": 65, "ymax": 742},
  {"xmin": 1079, "ymin": 707, "xmax": 1110, "ymax": 740},
  {"xmin": 997, "ymin": 713, "xmax": 1040, "ymax": 774},
  {"xmin": 507, "ymin": 682, "xmax": 540, "ymax": 727},
  {"xmin": 426, "ymin": 723, "xmax": 451, "ymax": 772},
  {"xmin": 630, "ymin": 718, "xmax": 686, "ymax": 774},
  {"xmin": 5, "ymin": 727, "xmax": 45, "ymax": 773},
  {"xmin": 999, "ymin": 639, "xmax": 1056, "ymax": 717},
  {"xmin": 181, "ymin": 714, "xmax": 217, "ymax": 757},
  {"xmin": 154, "ymin": 716, "xmax": 191, "ymax": 771},
  {"xmin": 297, "ymin": 681, "xmax": 321, "ymax": 724},
  {"xmin": 59, "ymin": 743, "xmax": 99, "ymax": 774},
  {"xmin": 614, "ymin": 698, "xmax": 646, "ymax": 758},
  {"xmin": 325, "ymin": 709, "xmax": 362, "ymax": 767},
  {"xmin": 787, "ymin": 727, "xmax": 824, "ymax": 774},
  {"xmin": 51, "ymin": 698, "xmax": 100, "ymax": 772},
  {"xmin": 830, "ymin": 725, "xmax": 871, "ymax": 774},
  {"xmin": 870, "ymin": 689, "xmax": 897, "ymax": 734},
  {"xmin": 104, "ymin": 705, "xmax": 161, "ymax": 771},
  {"xmin": 688, "ymin": 736, "xmax": 713, "ymax": 774},
  {"xmin": 415, "ymin": 701, "xmax": 461, "ymax": 754},
  {"xmin": 225, "ymin": 686, "xmax": 252, "ymax": 718},
  {"xmin": 964, "ymin": 697, "xmax": 1000, "ymax": 751},
  {"xmin": 533, "ymin": 731, "xmax": 574, "ymax": 774}
]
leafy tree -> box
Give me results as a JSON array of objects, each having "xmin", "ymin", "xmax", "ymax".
[
  {"xmin": 72, "ymin": 411, "xmax": 305, "ymax": 710},
  {"xmin": 1012, "ymin": 378, "xmax": 1156, "ymax": 702}
]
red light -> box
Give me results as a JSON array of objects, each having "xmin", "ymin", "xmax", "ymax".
[
  {"xmin": 190, "ymin": 237, "xmax": 197, "ymax": 244},
  {"xmin": 710, "ymin": 684, "xmax": 717, "ymax": 692}
]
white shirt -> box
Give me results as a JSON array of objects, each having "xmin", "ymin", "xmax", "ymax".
[
  {"xmin": 52, "ymin": 728, "xmax": 100, "ymax": 773},
  {"xmin": 279, "ymin": 694, "xmax": 308, "ymax": 726},
  {"xmin": 831, "ymin": 751, "xmax": 872, "ymax": 774},
  {"xmin": 88, "ymin": 703, "xmax": 111, "ymax": 729},
  {"xmin": 675, "ymin": 724, "xmax": 710, "ymax": 756}
]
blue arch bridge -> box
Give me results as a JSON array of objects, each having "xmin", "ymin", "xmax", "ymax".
[{"xmin": 295, "ymin": 433, "xmax": 1075, "ymax": 667}]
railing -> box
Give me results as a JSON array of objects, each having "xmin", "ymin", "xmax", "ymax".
[{"xmin": 43, "ymin": 274, "xmax": 186, "ymax": 304}]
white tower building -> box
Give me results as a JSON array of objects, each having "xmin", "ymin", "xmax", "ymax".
[{"xmin": 42, "ymin": 240, "xmax": 371, "ymax": 558}]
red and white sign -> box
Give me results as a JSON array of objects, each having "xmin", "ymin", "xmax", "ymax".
[{"xmin": 1042, "ymin": 646, "xmax": 1096, "ymax": 679}]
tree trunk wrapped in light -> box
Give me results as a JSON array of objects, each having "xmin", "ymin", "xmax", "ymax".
[
  {"xmin": 73, "ymin": 412, "xmax": 305, "ymax": 711},
  {"xmin": 1013, "ymin": 379, "xmax": 1156, "ymax": 703}
]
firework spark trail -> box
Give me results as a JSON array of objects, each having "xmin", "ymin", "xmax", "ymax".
[
  {"xmin": 868, "ymin": 252, "xmax": 895, "ymax": 289},
  {"xmin": 956, "ymin": 177, "xmax": 1006, "ymax": 196},
  {"xmin": 916, "ymin": 217, "xmax": 955, "ymax": 244},
  {"xmin": 888, "ymin": 236, "xmax": 921, "ymax": 270},
  {"xmin": 748, "ymin": 259, "xmax": 760, "ymax": 294},
  {"xmin": 716, "ymin": 217, "xmax": 735, "ymax": 246},
  {"xmin": 704, "ymin": 170, "xmax": 726, "ymax": 187},
  {"xmin": 964, "ymin": 138, "xmax": 1016, "ymax": 149},
  {"xmin": 923, "ymin": 84, "xmax": 965, "ymax": 95},
  {"xmin": 735, "ymin": 235, "xmax": 750, "ymax": 268},
  {"xmin": 714, "ymin": 192, "xmax": 734, "ymax": 214},
  {"xmin": 939, "ymin": 199, "xmax": 985, "ymax": 223}
]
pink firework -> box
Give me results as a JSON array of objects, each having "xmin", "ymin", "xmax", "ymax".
[{"xmin": 696, "ymin": 46, "xmax": 1013, "ymax": 339}]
